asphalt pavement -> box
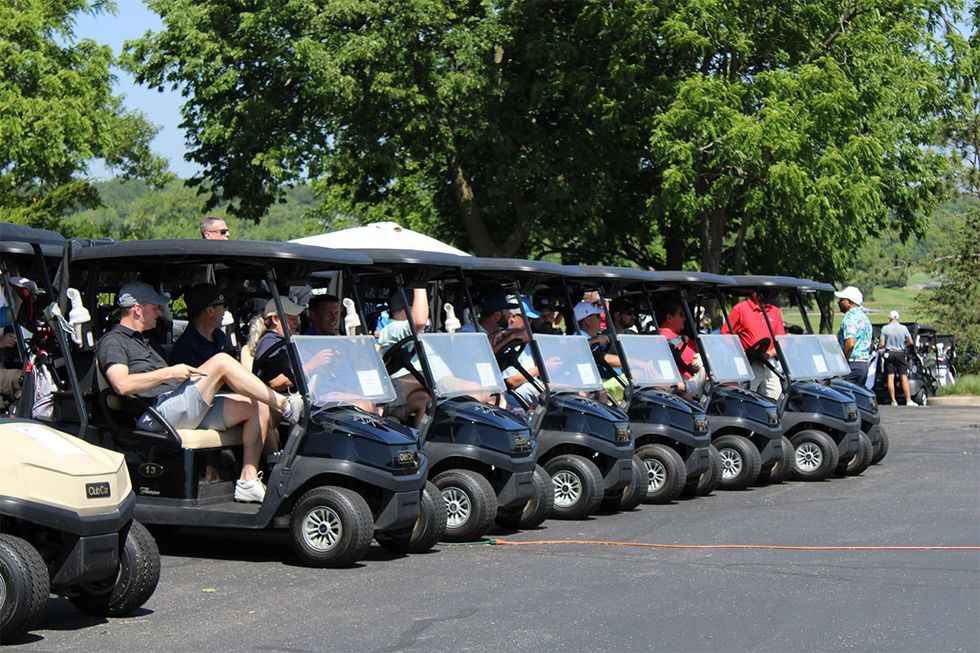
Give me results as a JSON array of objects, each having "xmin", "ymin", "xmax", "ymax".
[{"xmin": 11, "ymin": 406, "xmax": 980, "ymax": 653}]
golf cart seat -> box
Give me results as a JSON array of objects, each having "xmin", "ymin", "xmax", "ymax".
[{"xmin": 96, "ymin": 369, "xmax": 243, "ymax": 450}]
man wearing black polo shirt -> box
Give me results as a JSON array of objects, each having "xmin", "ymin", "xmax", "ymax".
[
  {"xmin": 170, "ymin": 284, "xmax": 229, "ymax": 367},
  {"xmin": 96, "ymin": 281, "xmax": 304, "ymax": 503}
]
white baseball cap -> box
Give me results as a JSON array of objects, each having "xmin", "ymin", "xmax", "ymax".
[
  {"xmin": 833, "ymin": 286, "xmax": 863, "ymax": 306},
  {"xmin": 573, "ymin": 301, "xmax": 604, "ymax": 322},
  {"xmin": 264, "ymin": 296, "xmax": 306, "ymax": 317},
  {"xmin": 889, "ymin": 310, "xmax": 900, "ymax": 320}
]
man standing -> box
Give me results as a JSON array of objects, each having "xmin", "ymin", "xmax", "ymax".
[
  {"xmin": 200, "ymin": 216, "xmax": 230, "ymax": 239},
  {"xmin": 721, "ymin": 291, "xmax": 785, "ymax": 400},
  {"xmin": 97, "ymin": 282, "xmax": 303, "ymax": 503},
  {"xmin": 879, "ymin": 310, "xmax": 918, "ymax": 406},
  {"xmin": 304, "ymin": 294, "xmax": 341, "ymax": 336},
  {"xmin": 834, "ymin": 286, "xmax": 873, "ymax": 385}
]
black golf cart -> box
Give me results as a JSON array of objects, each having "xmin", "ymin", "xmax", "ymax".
[
  {"xmin": 51, "ymin": 239, "xmax": 432, "ymax": 567},
  {"xmin": 464, "ymin": 258, "xmax": 639, "ymax": 519},
  {"xmin": 348, "ymin": 250, "xmax": 540, "ymax": 540},
  {"xmin": 645, "ymin": 272, "xmax": 785, "ymax": 491},
  {"xmin": 577, "ymin": 265, "xmax": 712, "ymax": 503},
  {"xmin": 725, "ymin": 277, "xmax": 864, "ymax": 480}
]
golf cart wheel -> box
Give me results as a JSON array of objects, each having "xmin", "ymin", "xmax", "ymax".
[
  {"xmin": 758, "ymin": 436, "xmax": 795, "ymax": 485},
  {"xmin": 790, "ymin": 429, "xmax": 839, "ymax": 481},
  {"xmin": 912, "ymin": 388, "xmax": 928, "ymax": 406},
  {"xmin": 635, "ymin": 444, "xmax": 686, "ymax": 504},
  {"xmin": 683, "ymin": 445, "xmax": 722, "ymax": 497},
  {"xmin": 377, "ymin": 481, "xmax": 447, "ymax": 554},
  {"xmin": 496, "ymin": 465, "xmax": 554, "ymax": 531},
  {"xmin": 714, "ymin": 435, "xmax": 762, "ymax": 490},
  {"xmin": 544, "ymin": 454, "xmax": 604, "ymax": 520},
  {"xmin": 290, "ymin": 487, "xmax": 374, "ymax": 567},
  {"xmin": 0, "ymin": 534, "xmax": 49, "ymax": 644},
  {"xmin": 433, "ymin": 469, "xmax": 498, "ymax": 542},
  {"xmin": 601, "ymin": 456, "xmax": 647, "ymax": 512},
  {"xmin": 869, "ymin": 425, "xmax": 890, "ymax": 465},
  {"xmin": 69, "ymin": 520, "xmax": 160, "ymax": 617},
  {"xmin": 838, "ymin": 430, "xmax": 873, "ymax": 477}
]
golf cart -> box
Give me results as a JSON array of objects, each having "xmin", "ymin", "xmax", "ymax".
[
  {"xmin": 870, "ymin": 321, "xmax": 939, "ymax": 407},
  {"xmin": 349, "ymin": 250, "xmax": 541, "ymax": 540},
  {"xmin": 794, "ymin": 278, "xmax": 889, "ymax": 467},
  {"xmin": 725, "ymin": 277, "xmax": 865, "ymax": 480},
  {"xmin": 54, "ymin": 239, "xmax": 432, "ymax": 567},
  {"xmin": 464, "ymin": 258, "xmax": 640, "ymax": 519},
  {"xmin": 1, "ymin": 222, "xmax": 159, "ymax": 643},
  {"xmin": 577, "ymin": 266, "xmax": 712, "ymax": 503}
]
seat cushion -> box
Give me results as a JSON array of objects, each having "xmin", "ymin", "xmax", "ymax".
[{"xmin": 177, "ymin": 427, "xmax": 244, "ymax": 449}]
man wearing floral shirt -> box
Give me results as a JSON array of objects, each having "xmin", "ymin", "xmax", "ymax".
[{"xmin": 834, "ymin": 286, "xmax": 873, "ymax": 385}]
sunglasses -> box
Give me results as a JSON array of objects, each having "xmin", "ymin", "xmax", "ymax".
[{"xmin": 207, "ymin": 228, "xmax": 230, "ymax": 235}]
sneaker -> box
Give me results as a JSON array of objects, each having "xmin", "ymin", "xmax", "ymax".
[
  {"xmin": 907, "ymin": 400, "xmax": 919, "ymax": 407},
  {"xmin": 890, "ymin": 401, "xmax": 898, "ymax": 406},
  {"xmin": 234, "ymin": 475, "xmax": 266, "ymax": 503},
  {"xmin": 283, "ymin": 393, "xmax": 305, "ymax": 425}
]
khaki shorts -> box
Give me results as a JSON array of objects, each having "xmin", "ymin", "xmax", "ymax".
[{"xmin": 137, "ymin": 380, "xmax": 227, "ymax": 432}]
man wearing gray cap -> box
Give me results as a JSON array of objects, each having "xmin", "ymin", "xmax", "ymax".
[
  {"xmin": 834, "ymin": 285, "xmax": 873, "ymax": 385},
  {"xmin": 879, "ymin": 310, "xmax": 917, "ymax": 406},
  {"xmin": 96, "ymin": 281, "xmax": 304, "ymax": 503}
]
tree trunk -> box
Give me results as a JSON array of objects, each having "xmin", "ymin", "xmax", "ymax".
[
  {"xmin": 449, "ymin": 155, "xmax": 498, "ymax": 256},
  {"xmin": 732, "ymin": 213, "xmax": 752, "ymax": 275},
  {"xmin": 700, "ymin": 205, "xmax": 726, "ymax": 274}
]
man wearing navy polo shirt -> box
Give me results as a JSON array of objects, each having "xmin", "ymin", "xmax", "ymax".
[{"xmin": 170, "ymin": 284, "xmax": 229, "ymax": 367}]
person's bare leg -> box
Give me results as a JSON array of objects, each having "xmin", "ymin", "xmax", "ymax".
[
  {"xmin": 222, "ymin": 395, "xmax": 266, "ymax": 482},
  {"xmin": 901, "ymin": 374, "xmax": 913, "ymax": 404},
  {"xmin": 887, "ymin": 373, "xmax": 897, "ymax": 404},
  {"xmin": 407, "ymin": 389, "xmax": 430, "ymax": 427},
  {"xmin": 193, "ymin": 353, "xmax": 287, "ymax": 412}
]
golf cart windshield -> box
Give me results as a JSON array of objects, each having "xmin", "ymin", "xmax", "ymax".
[
  {"xmin": 417, "ymin": 333, "xmax": 506, "ymax": 398},
  {"xmin": 534, "ymin": 334, "xmax": 604, "ymax": 392},
  {"xmin": 776, "ymin": 335, "xmax": 840, "ymax": 381},
  {"xmin": 293, "ymin": 335, "xmax": 397, "ymax": 406},
  {"xmin": 699, "ymin": 335, "xmax": 755, "ymax": 383},
  {"xmin": 616, "ymin": 335, "xmax": 683, "ymax": 387}
]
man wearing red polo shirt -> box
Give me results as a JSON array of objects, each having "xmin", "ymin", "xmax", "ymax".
[{"xmin": 722, "ymin": 292, "xmax": 785, "ymax": 399}]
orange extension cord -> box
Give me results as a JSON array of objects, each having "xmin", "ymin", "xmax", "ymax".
[{"xmin": 487, "ymin": 539, "xmax": 980, "ymax": 552}]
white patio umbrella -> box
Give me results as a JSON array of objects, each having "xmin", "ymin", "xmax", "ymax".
[{"xmin": 291, "ymin": 221, "xmax": 471, "ymax": 256}]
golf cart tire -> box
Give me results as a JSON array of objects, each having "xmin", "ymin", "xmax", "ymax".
[
  {"xmin": 635, "ymin": 444, "xmax": 686, "ymax": 504},
  {"xmin": 495, "ymin": 465, "xmax": 554, "ymax": 531},
  {"xmin": 601, "ymin": 455, "xmax": 647, "ymax": 512},
  {"xmin": 912, "ymin": 388, "xmax": 928, "ymax": 406},
  {"xmin": 839, "ymin": 430, "xmax": 873, "ymax": 477},
  {"xmin": 714, "ymin": 435, "xmax": 762, "ymax": 490},
  {"xmin": 683, "ymin": 444, "xmax": 723, "ymax": 497},
  {"xmin": 433, "ymin": 469, "xmax": 498, "ymax": 542},
  {"xmin": 69, "ymin": 521, "xmax": 160, "ymax": 617},
  {"xmin": 544, "ymin": 454, "xmax": 605, "ymax": 520},
  {"xmin": 0, "ymin": 534, "xmax": 49, "ymax": 644},
  {"xmin": 869, "ymin": 424, "xmax": 889, "ymax": 465},
  {"xmin": 758, "ymin": 436, "xmax": 795, "ymax": 485},
  {"xmin": 290, "ymin": 486, "xmax": 374, "ymax": 567},
  {"xmin": 790, "ymin": 429, "xmax": 839, "ymax": 481},
  {"xmin": 377, "ymin": 481, "xmax": 447, "ymax": 554}
]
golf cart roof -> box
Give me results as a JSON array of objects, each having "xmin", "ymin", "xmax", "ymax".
[
  {"xmin": 794, "ymin": 278, "xmax": 836, "ymax": 293},
  {"xmin": 651, "ymin": 270, "xmax": 736, "ymax": 287},
  {"xmin": 470, "ymin": 257, "xmax": 587, "ymax": 278},
  {"xmin": 354, "ymin": 248, "xmax": 480, "ymax": 269},
  {"xmin": 577, "ymin": 265, "xmax": 662, "ymax": 283},
  {"xmin": 725, "ymin": 275, "xmax": 809, "ymax": 289},
  {"xmin": 0, "ymin": 222, "xmax": 68, "ymax": 248},
  {"xmin": 70, "ymin": 239, "xmax": 371, "ymax": 267}
]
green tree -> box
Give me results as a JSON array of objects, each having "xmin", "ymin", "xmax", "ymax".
[
  {"xmin": 920, "ymin": 209, "xmax": 980, "ymax": 352},
  {"xmin": 127, "ymin": 1, "xmax": 960, "ymax": 278},
  {"xmin": 0, "ymin": 0, "xmax": 168, "ymax": 233}
]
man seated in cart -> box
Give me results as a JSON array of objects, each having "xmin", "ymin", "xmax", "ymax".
[{"xmin": 96, "ymin": 282, "xmax": 304, "ymax": 504}]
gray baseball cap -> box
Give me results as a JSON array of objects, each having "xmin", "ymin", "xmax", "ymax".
[{"xmin": 117, "ymin": 281, "xmax": 171, "ymax": 309}]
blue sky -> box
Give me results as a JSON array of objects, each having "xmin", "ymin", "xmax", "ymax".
[{"xmin": 74, "ymin": 1, "xmax": 200, "ymax": 179}]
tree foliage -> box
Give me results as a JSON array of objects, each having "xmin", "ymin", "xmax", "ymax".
[
  {"xmin": 127, "ymin": 0, "xmax": 964, "ymax": 279},
  {"xmin": 0, "ymin": 0, "xmax": 168, "ymax": 232},
  {"xmin": 920, "ymin": 209, "xmax": 980, "ymax": 352}
]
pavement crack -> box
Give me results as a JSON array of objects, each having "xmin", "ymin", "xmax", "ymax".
[{"xmin": 372, "ymin": 607, "xmax": 480, "ymax": 653}]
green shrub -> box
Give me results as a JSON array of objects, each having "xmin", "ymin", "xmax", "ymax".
[{"xmin": 938, "ymin": 375, "xmax": 980, "ymax": 396}]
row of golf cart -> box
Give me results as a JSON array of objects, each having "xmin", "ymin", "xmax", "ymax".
[{"xmin": 0, "ymin": 223, "xmax": 888, "ymax": 642}]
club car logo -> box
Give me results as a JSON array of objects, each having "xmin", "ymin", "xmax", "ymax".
[
  {"xmin": 85, "ymin": 482, "xmax": 111, "ymax": 499},
  {"xmin": 512, "ymin": 436, "xmax": 532, "ymax": 453},
  {"xmin": 615, "ymin": 426, "xmax": 631, "ymax": 443},
  {"xmin": 396, "ymin": 450, "xmax": 419, "ymax": 467}
]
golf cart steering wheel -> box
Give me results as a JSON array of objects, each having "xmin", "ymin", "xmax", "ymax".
[
  {"xmin": 744, "ymin": 337, "xmax": 772, "ymax": 363},
  {"xmin": 381, "ymin": 335, "xmax": 428, "ymax": 388},
  {"xmin": 495, "ymin": 336, "xmax": 527, "ymax": 370}
]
